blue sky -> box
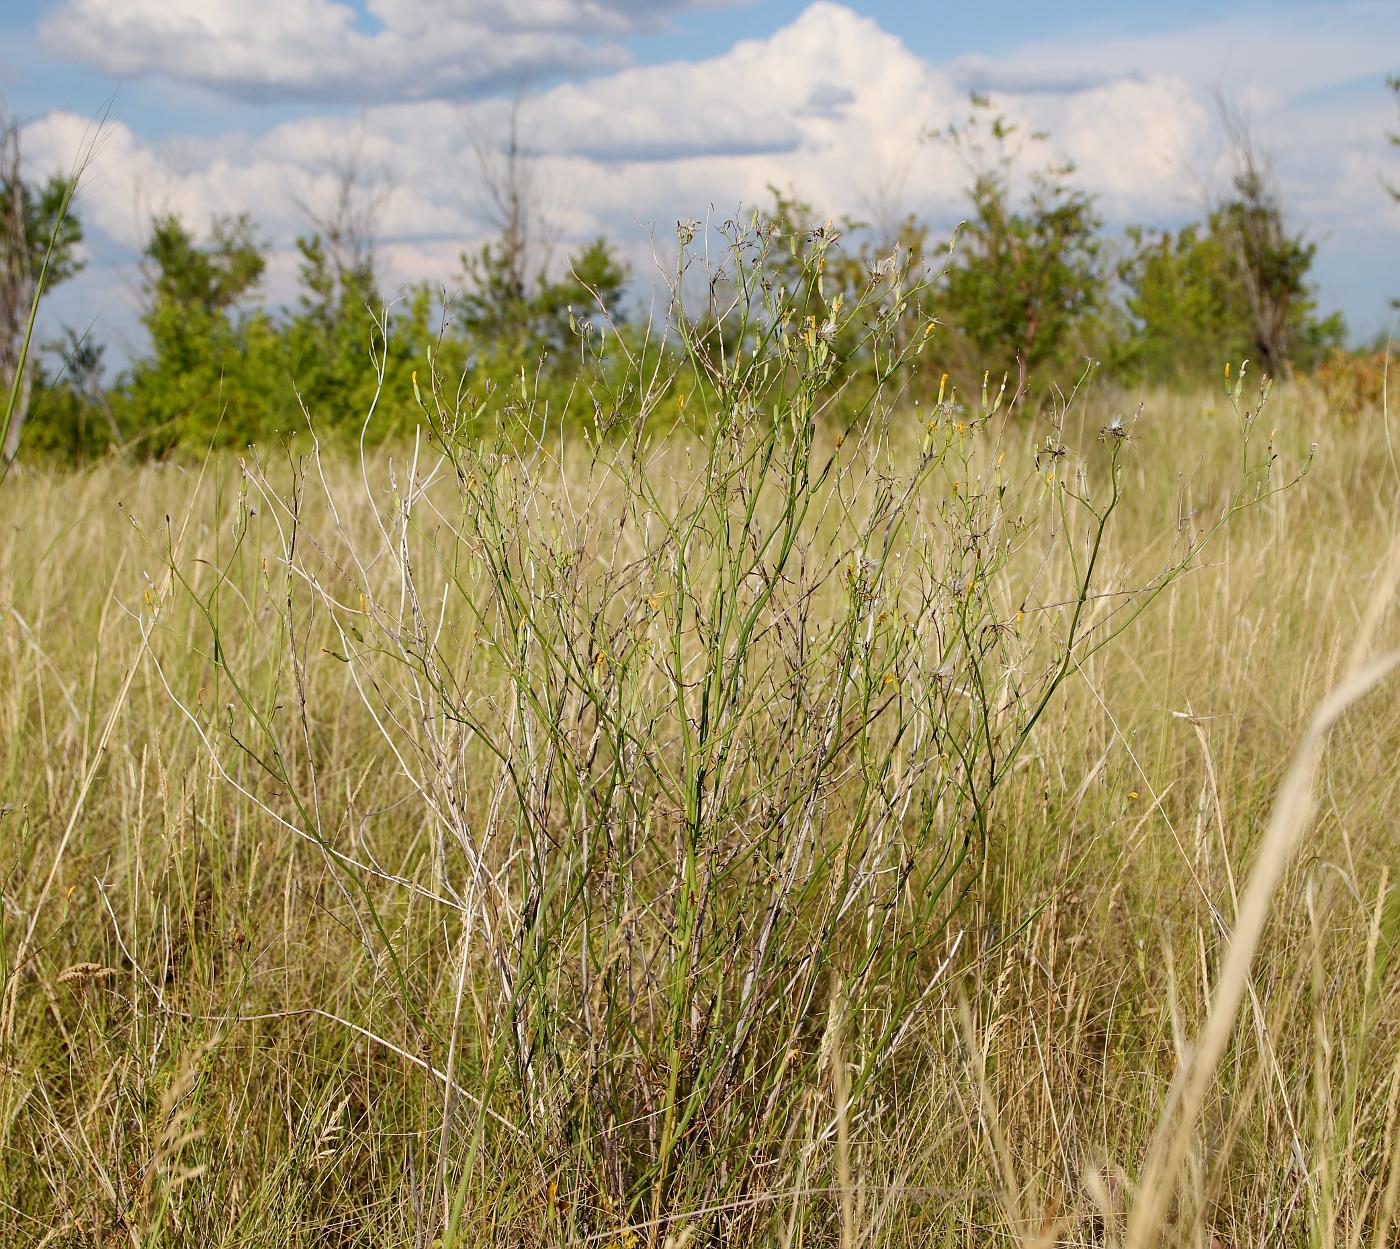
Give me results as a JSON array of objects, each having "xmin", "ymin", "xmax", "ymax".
[{"xmin": 3, "ymin": 0, "xmax": 1397, "ymax": 362}]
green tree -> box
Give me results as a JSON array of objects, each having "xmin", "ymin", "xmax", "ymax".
[
  {"xmin": 281, "ymin": 148, "xmax": 436, "ymax": 438},
  {"xmin": 1212, "ymin": 162, "xmax": 1339, "ymax": 378},
  {"xmin": 1388, "ymin": 74, "xmax": 1399, "ymax": 310},
  {"xmin": 286, "ymin": 229, "xmax": 435, "ymax": 439},
  {"xmin": 1118, "ymin": 205, "xmax": 1341, "ymax": 384},
  {"xmin": 1116, "ymin": 223, "xmax": 1252, "ymax": 381},
  {"xmin": 1, "ymin": 112, "xmax": 85, "ymax": 462},
  {"xmin": 679, "ymin": 186, "xmax": 863, "ymax": 372},
  {"xmin": 121, "ymin": 213, "xmax": 285, "ymax": 452},
  {"xmin": 1116, "ymin": 110, "xmax": 1343, "ymax": 384},
  {"xmin": 23, "ymin": 327, "xmax": 119, "ymax": 461},
  {"xmin": 753, "ymin": 185, "xmax": 940, "ymax": 378},
  {"xmin": 285, "ymin": 230, "xmax": 381, "ymax": 420},
  {"xmin": 458, "ymin": 232, "xmax": 629, "ymax": 360},
  {"xmin": 457, "ymin": 99, "xmax": 629, "ymax": 367},
  {"xmin": 929, "ymin": 95, "xmax": 1104, "ymax": 393}
]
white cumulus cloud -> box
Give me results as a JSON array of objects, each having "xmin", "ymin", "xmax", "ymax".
[
  {"xmin": 39, "ymin": 0, "xmax": 737, "ymax": 104},
  {"xmin": 20, "ymin": 2, "xmax": 1400, "ymax": 345}
]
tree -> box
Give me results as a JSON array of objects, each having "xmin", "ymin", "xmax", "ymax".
[
  {"xmin": 1115, "ymin": 104, "xmax": 1344, "ymax": 383},
  {"xmin": 1117, "ymin": 208, "xmax": 1342, "ymax": 384},
  {"xmin": 458, "ymin": 99, "xmax": 628, "ymax": 359},
  {"xmin": 459, "ymin": 231, "xmax": 629, "ymax": 360},
  {"xmin": 747, "ymin": 184, "xmax": 938, "ymax": 371},
  {"xmin": 23, "ymin": 327, "xmax": 120, "ymax": 460},
  {"xmin": 143, "ymin": 213, "xmax": 264, "ymax": 312},
  {"xmin": 295, "ymin": 138, "xmax": 388, "ymax": 302},
  {"xmin": 1209, "ymin": 105, "xmax": 1341, "ymax": 379},
  {"xmin": 1116, "ymin": 222, "xmax": 1251, "ymax": 381},
  {"xmin": 122, "ymin": 213, "xmax": 284, "ymax": 451},
  {"xmin": 286, "ymin": 142, "xmax": 409, "ymax": 427},
  {"xmin": 929, "ymin": 94, "xmax": 1104, "ymax": 395},
  {"xmin": 1, "ymin": 111, "xmax": 85, "ymax": 463},
  {"xmin": 1388, "ymin": 74, "xmax": 1399, "ymax": 311}
]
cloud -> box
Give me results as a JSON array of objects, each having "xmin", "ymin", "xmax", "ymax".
[
  {"xmin": 1042, "ymin": 77, "xmax": 1212, "ymax": 217},
  {"xmin": 952, "ymin": 2, "xmax": 1400, "ymax": 102},
  {"xmin": 951, "ymin": 56, "xmax": 1121, "ymax": 98},
  {"xmin": 39, "ymin": 0, "xmax": 737, "ymax": 105},
  {"xmin": 22, "ymin": 2, "xmax": 1400, "ymax": 346},
  {"xmin": 16, "ymin": 2, "xmax": 1223, "ymax": 294}
]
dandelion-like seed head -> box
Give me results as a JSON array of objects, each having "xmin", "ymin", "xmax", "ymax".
[
  {"xmin": 1098, "ymin": 414, "xmax": 1130, "ymax": 444},
  {"xmin": 869, "ymin": 248, "xmax": 901, "ymax": 279}
]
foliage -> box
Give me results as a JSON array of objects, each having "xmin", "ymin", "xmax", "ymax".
[
  {"xmin": 677, "ymin": 186, "xmax": 940, "ymax": 424},
  {"xmin": 22, "ymin": 327, "xmax": 117, "ymax": 460},
  {"xmin": 119, "ymin": 214, "xmax": 288, "ymax": 453},
  {"xmin": 1, "ymin": 113, "xmax": 85, "ymax": 466},
  {"xmin": 10, "ymin": 91, "xmax": 1374, "ymax": 464},
  {"xmin": 9, "ymin": 272, "xmax": 1400, "ymax": 1245},
  {"xmin": 1307, "ymin": 346, "xmax": 1391, "ymax": 420},
  {"xmin": 114, "ymin": 213, "xmax": 436, "ymax": 453},
  {"xmin": 1116, "ymin": 223, "xmax": 1252, "ymax": 382},
  {"xmin": 1210, "ymin": 160, "xmax": 1343, "ymax": 378},
  {"xmin": 11, "ymin": 171, "xmax": 85, "ymax": 287},
  {"xmin": 1388, "ymin": 73, "xmax": 1399, "ymax": 203},
  {"xmin": 107, "ymin": 220, "xmax": 1303, "ymax": 1243},
  {"xmin": 1117, "ymin": 186, "xmax": 1343, "ymax": 385},
  {"xmin": 929, "ymin": 94, "xmax": 1105, "ymax": 391},
  {"xmin": 284, "ymin": 229, "xmax": 434, "ymax": 436},
  {"xmin": 1389, "ymin": 74, "xmax": 1399, "ymax": 310},
  {"xmin": 457, "ymin": 232, "xmax": 629, "ymax": 359}
]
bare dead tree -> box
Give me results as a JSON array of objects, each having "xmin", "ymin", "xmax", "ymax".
[
  {"xmin": 465, "ymin": 94, "xmax": 558, "ymax": 301},
  {"xmin": 295, "ymin": 125, "xmax": 393, "ymax": 292},
  {"xmin": 1210, "ymin": 95, "xmax": 1318, "ymax": 380}
]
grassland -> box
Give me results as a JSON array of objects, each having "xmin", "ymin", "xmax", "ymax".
[{"xmin": 2, "ymin": 326, "xmax": 1400, "ymax": 1249}]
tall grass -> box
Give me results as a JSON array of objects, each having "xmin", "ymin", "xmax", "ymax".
[{"xmin": 2, "ymin": 220, "xmax": 1398, "ymax": 1247}]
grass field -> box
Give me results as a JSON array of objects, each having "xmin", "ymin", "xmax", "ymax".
[{"xmin": 3, "ymin": 319, "xmax": 1400, "ymax": 1247}]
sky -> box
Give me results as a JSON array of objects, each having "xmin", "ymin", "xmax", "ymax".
[{"xmin": 2, "ymin": 0, "xmax": 1397, "ymax": 366}]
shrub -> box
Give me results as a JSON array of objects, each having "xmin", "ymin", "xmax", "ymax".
[
  {"xmin": 145, "ymin": 216, "xmax": 1296, "ymax": 1242},
  {"xmin": 1308, "ymin": 347, "xmax": 1391, "ymax": 420}
]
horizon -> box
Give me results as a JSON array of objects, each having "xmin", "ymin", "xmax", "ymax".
[{"xmin": 3, "ymin": 0, "xmax": 1398, "ymax": 366}]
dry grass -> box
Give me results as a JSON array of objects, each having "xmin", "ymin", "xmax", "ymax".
[{"xmin": 3, "ymin": 252, "xmax": 1400, "ymax": 1248}]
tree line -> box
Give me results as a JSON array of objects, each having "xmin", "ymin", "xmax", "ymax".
[{"xmin": 2, "ymin": 87, "xmax": 1396, "ymax": 465}]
